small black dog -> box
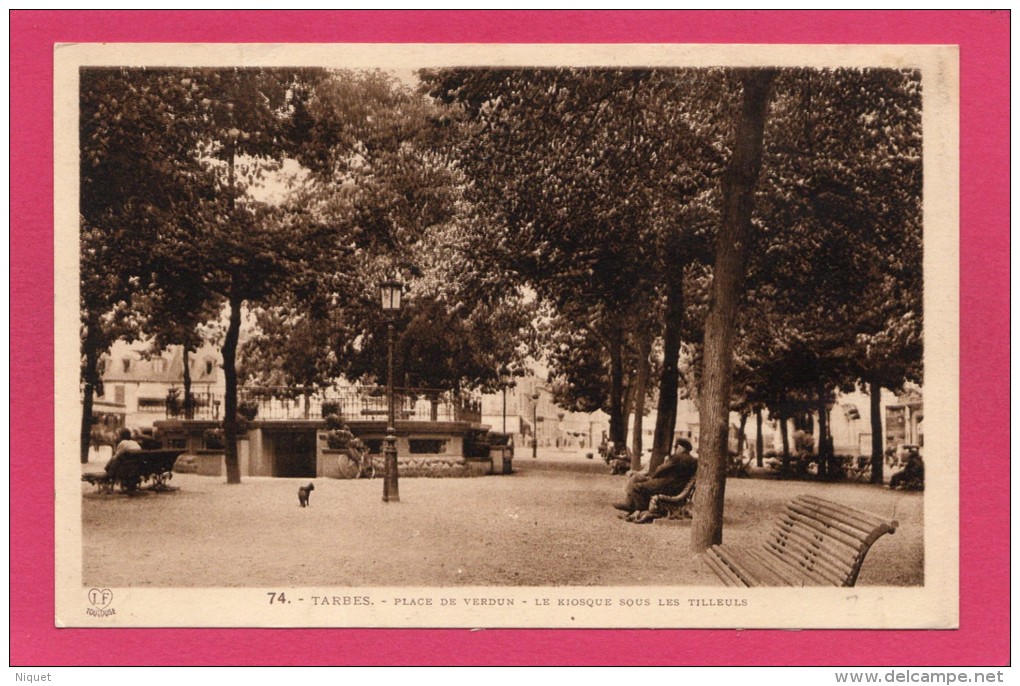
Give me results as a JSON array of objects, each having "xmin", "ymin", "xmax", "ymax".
[{"xmin": 298, "ymin": 482, "xmax": 315, "ymax": 507}]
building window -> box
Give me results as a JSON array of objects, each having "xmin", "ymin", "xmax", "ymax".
[
  {"xmin": 205, "ymin": 360, "xmax": 215, "ymax": 376},
  {"xmin": 137, "ymin": 398, "xmax": 166, "ymax": 412},
  {"xmin": 364, "ymin": 439, "xmax": 384, "ymax": 455},
  {"xmin": 153, "ymin": 358, "xmax": 167, "ymax": 373},
  {"xmin": 122, "ymin": 358, "xmax": 131, "ymax": 373},
  {"xmin": 113, "ymin": 385, "xmax": 125, "ymax": 405},
  {"xmin": 409, "ymin": 439, "xmax": 447, "ymax": 454}
]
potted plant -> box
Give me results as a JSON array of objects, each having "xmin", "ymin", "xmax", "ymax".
[{"xmin": 237, "ymin": 400, "xmax": 259, "ymax": 422}]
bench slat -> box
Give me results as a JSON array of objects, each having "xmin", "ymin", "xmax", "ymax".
[
  {"xmin": 717, "ymin": 545, "xmax": 790, "ymax": 586},
  {"xmin": 786, "ymin": 502, "xmax": 875, "ymax": 543},
  {"xmin": 789, "ymin": 498, "xmax": 890, "ymax": 539},
  {"xmin": 705, "ymin": 496, "xmax": 896, "ymax": 588},
  {"xmin": 768, "ymin": 530, "xmax": 854, "ymax": 583},
  {"xmin": 732, "ymin": 546, "xmax": 803, "ymax": 586},
  {"xmin": 770, "ymin": 522, "xmax": 857, "ymax": 576},
  {"xmin": 747, "ymin": 545, "xmax": 830, "ymax": 587},
  {"xmin": 767, "ymin": 530, "xmax": 852, "ymax": 583},
  {"xmin": 712, "ymin": 543, "xmax": 831, "ymax": 587},
  {"xmin": 710, "ymin": 545, "xmax": 770, "ymax": 586},
  {"xmin": 782, "ymin": 510, "xmax": 867, "ymax": 549},
  {"xmin": 763, "ymin": 539, "xmax": 846, "ymax": 586},
  {"xmin": 704, "ymin": 547, "xmax": 747, "ymax": 587},
  {"xmin": 797, "ymin": 494, "xmax": 897, "ymax": 532}
]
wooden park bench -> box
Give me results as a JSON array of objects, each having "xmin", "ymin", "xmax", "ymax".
[
  {"xmin": 647, "ymin": 479, "xmax": 697, "ymax": 520},
  {"xmin": 82, "ymin": 449, "xmax": 184, "ymax": 494},
  {"xmin": 703, "ymin": 494, "xmax": 897, "ymax": 587}
]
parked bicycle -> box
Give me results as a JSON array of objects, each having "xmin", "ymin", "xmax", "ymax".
[{"xmin": 347, "ymin": 442, "xmax": 376, "ymax": 479}]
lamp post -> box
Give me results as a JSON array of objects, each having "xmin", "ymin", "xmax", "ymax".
[
  {"xmin": 379, "ymin": 277, "xmax": 403, "ymax": 503},
  {"xmin": 531, "ymin": 391, "xmax": 540, "ymax": 459}
]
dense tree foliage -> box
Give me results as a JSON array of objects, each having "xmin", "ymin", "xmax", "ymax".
[
  {"xmin": 80, "ymin": 68, "xmax": 218, "ymax": 462},
  {"xmin": 421, "ymin": 68, "xmax": 725, "ymax": 459},
  {"xmin": 736, "ymin": 67, "xmax": 923, "ymax": 480},
  {"xmin": 263, "ymin": 70, "xmax": 537, "ymax": 397},
  {"xmin": 81, "ymin": 67, "xmax": 332, "ymax": 480},
  {"xmin": 80, "ymin": 64, "xmax": 924, "ymax": 544}
]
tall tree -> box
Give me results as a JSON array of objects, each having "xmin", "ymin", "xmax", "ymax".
[
  {"xmin": 422, "ymin": 68, "xmax": 722, "ymax": 450},
  {"xmin": 80, "ymin": 68, "xmax": 217, "ymax": 462},
  {"xmin": 279, "ymin": 69, "xmax": 537, "ymax": 399},
  {"xmin": 747, "ymin": 67, "xmax": 923, "ymax": 480},
  {"xmin": 691, "ymin": 69, "xmax": 776, "ymax": 553},
  {"xmin": 82, "ymin": 67, "xmax": 331, "ymax": 481}
]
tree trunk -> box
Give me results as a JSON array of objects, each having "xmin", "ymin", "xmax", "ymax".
[
  {"xmin": 755, "ymin": 406, "xmax": 764, "ymax": 467},
  {"xmin": 80, "ymin": 385, "xmax": 95, "ymax": 464},
  {"xmin": 222, "ymin": 291, "xmax": 243, "ymax": 484},
  {"xmin": 79, "ymin": 318, "xmax": 105, "ymax": 464},
  {"xmin": 608, "ymin": 328, "xmax": 627, "ymax": 447},
  {"xmin": 780, "ymin": 413, "xmax": 791, "ymax": 470},
  {"xmin": 869, "ymin": 375, "xmax": 885, "ymax": 484},
  {"xmin": 691, "ymin": 69, "xmax": 775, "ymax": 553},
  {"xmin": 737, "ymin": 411, "xmax": 748, "ymax": 457},
  {"xmin": 817, "ymin": 385, "xmax": 830, "ymax": 478},
  {"xmin": 630, "ymin": 329, "xmax": 652, "ymax": 470},
  {"xmin": 80, "ymin": 334, "xmax": 99, "ymax": 464},
  {"xmin": 651, "ymin": 270, "xmax": 685, "ymax": 471},
  {"xmin": 622, "ymin": 374, "xmax": 635, "ymax": 441},
  {"xmin": 182, "ymin": 347, "xmax": 194, "ymax": 419}
]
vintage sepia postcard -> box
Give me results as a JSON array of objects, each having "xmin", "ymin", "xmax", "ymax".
[{"xmin": 54, "ymin": 40, "xmax": 959, "ymax": 631}]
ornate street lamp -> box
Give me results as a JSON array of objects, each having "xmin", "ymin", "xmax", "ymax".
[{"xmin": 379, "ymin": 277, "xmax": 403, "ymax": 503}]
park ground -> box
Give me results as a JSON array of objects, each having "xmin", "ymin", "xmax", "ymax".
[{"xmin": 81, "ymin": 448, "xmax": 923, "ymax": 588}]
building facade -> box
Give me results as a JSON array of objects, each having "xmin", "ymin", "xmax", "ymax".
[{"xmin": 97, "ymin": 341, "xmax": 224, "ymax": 430}]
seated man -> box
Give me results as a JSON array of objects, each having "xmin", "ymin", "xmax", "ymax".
[
  {"xmin": 613, "ymin": 438, "xmax": 698, "ymax": 521},
  {"xmin": 608, "ymin": 444, "xmax": 632, "ymax": 475},
  {"xmin": 889, "ymin": 447, "xmax": 924, "ymax": 490},
  {"xmin": 105, "ymin": 428, "xmax": 142, "ymax": 473}
]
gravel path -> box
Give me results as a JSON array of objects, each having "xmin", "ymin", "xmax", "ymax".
[{"xmin": 81, "ymin": 450, "xmax": 923, "ymax": 588}]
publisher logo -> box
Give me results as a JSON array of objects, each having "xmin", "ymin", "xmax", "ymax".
[{"xmin": 87, "ymin": 588, "xmax": 116, "ymax": 617}]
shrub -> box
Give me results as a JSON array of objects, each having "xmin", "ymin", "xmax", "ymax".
[
  {"xmin": 321, "ymin": 401, "xmax": 341, "ymax": 419},
  {"xmin": 326, "ymin": 424, "xmax": 356, "ymax": 450},
  {"xmin": 399, "ymin": 463, "xmax": 474, "ymax": 478},
  {"xmin": 204, "ymin": 428, "xmax": 224, "ymax": 450},
  {"xmin": 237, "ymin": 401, "xmax": 259, "ymax": 421}
]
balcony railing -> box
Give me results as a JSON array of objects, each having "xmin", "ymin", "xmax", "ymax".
[{"xmin": 165, "ymin": 386, "xmax": 483, "ymax": 424}]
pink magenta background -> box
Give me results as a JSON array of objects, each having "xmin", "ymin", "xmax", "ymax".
[{"xmin": 10, "ymin": 10, "xmax": 1009, "ymax": 666}]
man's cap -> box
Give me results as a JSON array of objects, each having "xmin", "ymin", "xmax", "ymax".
[{"xmin": 676, "ymin": 438, "xmax": 693, "ymax": 452}]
